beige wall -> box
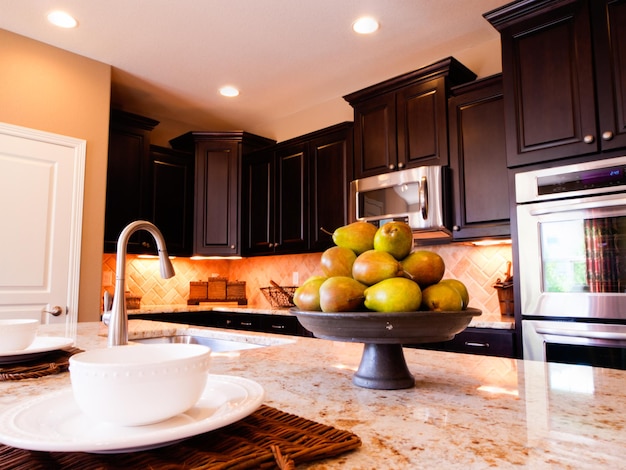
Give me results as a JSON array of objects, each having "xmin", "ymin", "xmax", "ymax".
[{"xmin": 0, "ymin": 29, "xmax": 111, "ymax": 322}]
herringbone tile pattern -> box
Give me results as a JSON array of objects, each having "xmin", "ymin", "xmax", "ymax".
[{"xmin": 102, "ymin": 244, "xmax": 512, "ymax": 321}]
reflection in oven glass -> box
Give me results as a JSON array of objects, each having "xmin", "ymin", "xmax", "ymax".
[
  {"xmin": 540, "ymin": 216, "xmax": 626, "ymax": 293},
  {"xmin": 546, "ymin": 343, "xmax": 626, "ymax": 370}
]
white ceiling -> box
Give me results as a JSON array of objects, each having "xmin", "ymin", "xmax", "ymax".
[{"xmin": 0, "ymin": 0, "xmax": 511, "ymax": 141}]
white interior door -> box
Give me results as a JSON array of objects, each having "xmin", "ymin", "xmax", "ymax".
[{"xmin": 0, "ymin": 122, "xmax": 85, "ymax": 340}]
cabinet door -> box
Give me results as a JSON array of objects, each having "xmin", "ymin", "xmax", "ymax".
[
  {"xmin": 148, "ymin": 146, "xmax": 194, "ymax": 256},
  {"xmin": 242, "ymin": 149, "xmax": 275, "ymax": 255},
  {"xmin": 592, "ymin": 0, "xmax": 626, "ymax": 151},
  {"xmin": 275, "ymin": 145, "xmax": 307, "ymax": 253},
  {"xmin": 195, "ymin": 140, "xmax": 240, "ymax": 255},
  {"xmin": 397, "ymin": 77, "xmax": 449, "ymax": 167},
  {"xmin": 449, "ymin": 76, "xmax": 510, "ymax": 240},
  {"xmin": 104, "ymin": 111, "xmax": 158, "ymax": 253},
  {"xmin": 309, "ymin": 125, "xmax": 353, "ymax": 251},
  {"xmin": 499, "ymin": 0, "xmax": 597, "ymax": 166},
  {"xmin": 352, "ymin": 91, "xmax": 397, "ymax": 179}
]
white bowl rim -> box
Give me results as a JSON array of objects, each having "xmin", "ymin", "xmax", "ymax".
[{"xmin": 69, "ymin": 343, "xmax": 211, "ymax": 370}]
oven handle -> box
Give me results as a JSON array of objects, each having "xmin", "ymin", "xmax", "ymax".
[
  {"xmin": 535, "ymin": 327, "xmax": 626, "ymax": 341},
  {"xmin": 528, "ymin": 195, "xmax": 626, "ymax": 216}
]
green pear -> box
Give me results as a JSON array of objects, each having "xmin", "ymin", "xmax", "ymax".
[
  {"xmin": 373, "ymin": 221, "xmax": 413, "ymax": 260},
  {"xmin": 332, "ymin": 221, "xmax": 377, "ymax": 255},
  {"xmin": 420, "ymin": 283, "xmax": 463, "ymax": 312},
  {"xmin": 320, "ymin": 246, "xmax": 357, "ymax": 277},
  {"xmin": 400, "ymin": 250, "xmax": 445, "ymax": 288},
  {"xmin": 352, "ymin": 250, "xmax": 404, "ymax": 286},
  {"xmin": 364, "ymin": 277, "xmax": 422, "ymax": 312},
  {"xmin": 293, "ymin": 276, "xmax": 327, "ymax": 311},
  {"xmin": 439, "ymin": 279, "xmax": 469, "ymax": 309},
  {"xmin": 319, "ymin": 276, "xmax": 366, "ymax": 312}
]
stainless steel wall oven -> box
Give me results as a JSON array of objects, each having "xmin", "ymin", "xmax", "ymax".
[{"xmin": 516, "ymin": 156, "xmax": 626, "ymax": 370}]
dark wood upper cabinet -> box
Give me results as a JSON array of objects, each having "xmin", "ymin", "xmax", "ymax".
[
  {"xmin": 308, "ymin": 123, "xmax": 353, "ymax": 251},
  {"xmin": 148, "ymin": 145, "xmax": 194, "ymax": 256},
  {"xmin": 344, "ymin": 57, "xmax": 476, "ymax": 179},
  {"xmin": 242, "ymin": 144, "xmax": 307, "ymax": 256},
  {"xmin": 448, "ymin": 75, "xmax": 510, "ymax": 240},
  {"xmin": 242, "ymin": 147, "xmax": 275, "ymax": 256},
  {"xmin": 591, "ymin": 0, "xmax": 626, "ymax": 152},
  {"xmin": 242, "ymin": 122, "xmax": 353, "ymax": 256},
  {"xmin": 170, "ymin": 131, "xmax": 275, "ymax": 256},
  {"xmin": 485, "ymin": 0, "xmax": 626, "ymax": 167},
  {"xmin": 104, "ymin": 109, "xmax": 159, "ymax": 254},
  {"xmin": 275, "ymin": 144, "xmax": 308, "ymax": 254}
]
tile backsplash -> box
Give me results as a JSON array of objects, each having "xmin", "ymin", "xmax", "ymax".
[{"xmin": 102, "ymin": 243, "xmax": 512, "ymax": 322}]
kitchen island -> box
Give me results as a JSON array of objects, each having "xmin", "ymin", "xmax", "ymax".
[{"xmin": 1, "ymin": 320, "xmax": 624, "ymax": 469}]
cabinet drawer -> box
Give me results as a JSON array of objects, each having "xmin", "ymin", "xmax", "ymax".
[
  {"xmin": 215, "ymin": 313, "xmax": 262, "ymax": 331},
  {"xmin": 260, "ymin": 315, "xmax": 313, "ymax": 337},
  {"xmin": 406, "ymin": 328, "xmax": 517, "ymax": 358}
]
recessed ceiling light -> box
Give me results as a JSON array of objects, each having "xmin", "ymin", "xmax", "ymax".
[
  {"xmin": 47, "ymin": 10, "xmax": 78, "ymax": 28},
  {"xmin": 352, "ymin": 16, "xmax": 379, "ymax": 34},
  {"xmin": 219, "ymin": 86, "xmax": 239, "ymax": 97}
]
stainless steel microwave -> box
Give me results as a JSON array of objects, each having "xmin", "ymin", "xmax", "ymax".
[{"xmin": 349, "ymin": 166, "xmax": 452, "ymax": 240}]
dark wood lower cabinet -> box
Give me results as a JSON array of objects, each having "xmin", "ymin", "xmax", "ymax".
[
  {"xmin": 128, "ymin": 311, "xmax": 313, "ymax": 337},
  {"xmin": 405, "ymin": 327, "xmax": 517, "ymax": 358}
]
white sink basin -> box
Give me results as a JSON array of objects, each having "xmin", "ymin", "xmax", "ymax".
[{"xmin": 132, "ymin": 334, "xmax": 273, "ymax": 352}]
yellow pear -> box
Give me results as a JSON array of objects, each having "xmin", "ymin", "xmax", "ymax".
[
  {"xmin": 364, "ymin": 277, "xmax": 422, "ymax": 312},
  {"xmin": 319, "ymin": 276, "xmax": 367, "ymax": 312},
  {"xmin": 352, "ymin": 250, "xmax": 404, "ymax": 286},
  {"xmin": 320, "ymin": 246, "xmax": 357, "ymax": 277},
  {"xmin": 438, "ymin": 279, "xmax": 469, "ymax": 309},
  {"xmin": 373, "ymin": 221, "xmax": 413, "ymax": 260},
  {"xmin": 400, "ymin": 250, "xmax": 445, "ymax": 288},
  {"xmin": 420, "ymin": 283, "xmax": 463, "ymax": 312},
  {"xmin": 332, "ymin": 221, "xmax": 377, "ymax": 255},
  {"xmin": 293, "ymin": 276, "xmax": 327, "ymax": 311}
]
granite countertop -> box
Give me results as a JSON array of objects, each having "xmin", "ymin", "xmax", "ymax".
[
  {"xmin": 128, "ymin": 304, "xmax": 516, "ymax": 329},
  {"xmin": 1, "ymin": 320, "xmax": 623, "ymax": 468}
]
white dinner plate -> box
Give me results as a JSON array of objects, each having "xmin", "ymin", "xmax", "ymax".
[
  {"xmin": 0, "ymin": 337, "xmax": 74, "ymax": 364},
  {"xmin": 0, "ymin": 374, "xmax": 264, "ymax": 453}
]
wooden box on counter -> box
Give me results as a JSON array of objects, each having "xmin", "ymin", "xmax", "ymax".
[{"xmin": 188, "ymin": 280, "xmax": 247, "ymax": 305}]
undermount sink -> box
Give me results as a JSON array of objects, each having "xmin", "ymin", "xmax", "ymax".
[{"xmin": 131, "ymin": 334, "xmax": 282, "ymax": 352}]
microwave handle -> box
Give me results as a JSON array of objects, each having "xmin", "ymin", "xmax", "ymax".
[
  {"xmin": 420, "ymin": 176, "xmax": 428, "ymax": 219},
  {"xmin": 528, "ymin": 195, "xmax": 626, "ymax": 216}
]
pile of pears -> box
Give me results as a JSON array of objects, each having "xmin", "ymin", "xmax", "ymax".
[{"xmin": 293, "ymin": 221, "xmax": 469, "ymax": 313}]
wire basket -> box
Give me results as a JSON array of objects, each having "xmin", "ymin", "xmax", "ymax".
[{"xmin": 260, "ymin": 286, "xmax": 297, "ymax": 308}]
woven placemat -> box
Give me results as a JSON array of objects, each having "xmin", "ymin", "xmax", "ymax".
[
  {"xmin": 0, "ymin": 347, "xmax": 83, "ymax": 381},
  {"xmin": 0, "ymin": 404, "xmax": 361, "ymax": 469}
]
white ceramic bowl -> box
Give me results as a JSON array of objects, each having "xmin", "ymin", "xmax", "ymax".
[
  {"xmin": 69, "ymin": 343, "xmax": 211, "ymax": 426},
  {"xmin": 0, "ymin": 319, "xmax": 39, "ymax": 353}
]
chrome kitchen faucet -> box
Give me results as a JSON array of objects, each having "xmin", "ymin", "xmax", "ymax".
[{"xmin": 107, "ymin": 221, "xmax": 175, "ymax": 347}]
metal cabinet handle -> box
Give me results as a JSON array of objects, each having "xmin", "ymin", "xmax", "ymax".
[
  {"xmin": 388, "ymin": 163, "xmax": 395, "ymax": 170},
  {"xmin": 241, "ymin": 321, "xmax": 253, "ymax": 327},
  {"xmin": 583, "ymin": 135, "xmax": 595, "ymax": 144},
  {"xmin": 602, "ymin": 131, "xmax": 614, "ymax": 141},
  {"xmin": 271, "ymin": 324, "xmax": 286, "ymax": 329},
  {"xmin": 397, "ymin": 162, "xmax": 405, "ymax": 169},
  {"xmin": 42, "ymin": 305, "xmax": 64, "ymax": 317},
  {"xmin": 453, "ymin": 225, "xmax": 460, "ymax": 231},
  {"xmin": 464, "ymin": 341, "xmax": 489, "ymax": 348}
]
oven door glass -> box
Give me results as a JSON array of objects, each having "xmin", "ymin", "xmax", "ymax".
[{"xmin": 540, "ymin": 216, "xmax": 626, "ymax": 293}]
